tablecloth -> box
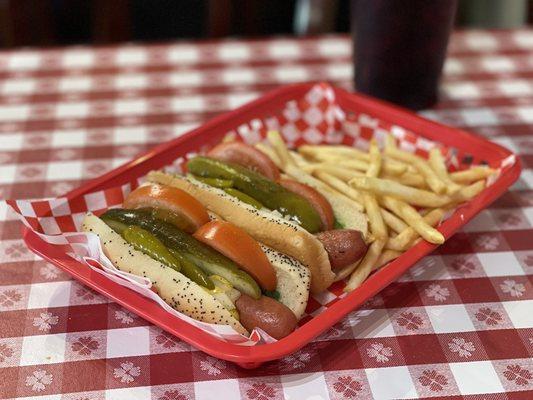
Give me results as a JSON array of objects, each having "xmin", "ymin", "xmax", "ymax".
[{"xmin": 0, "ymin": 30, "xmax": 532, "ymax": 400}]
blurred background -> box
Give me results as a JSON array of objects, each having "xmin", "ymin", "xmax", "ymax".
[{"xmin": 0, "ymin": 0, "xmax": 532, "ymax": 49}]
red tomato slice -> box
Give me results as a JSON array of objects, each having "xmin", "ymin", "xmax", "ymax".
[
  {"xmin": 193, "ymin": 221, "xmax": 277, "ymax": 291},
  {"xmin": 207, "ymin": 142, "xmax": 280, "ymax": 180},
  {"xmin": 124, "ymin": 184, "xmax": 210, "ymax": 233},
  {"xmin": 278, "ymin": 179, "xmax": 334, "ymax": 231}
]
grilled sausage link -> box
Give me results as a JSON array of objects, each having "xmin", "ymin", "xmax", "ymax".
[
  {"xmin": 235, "ymin": 294, "xmax": 297, "ymax": 339},
  {"xmin": 315, "ymin": 229, "xmax": 367, "ymax": 271}
]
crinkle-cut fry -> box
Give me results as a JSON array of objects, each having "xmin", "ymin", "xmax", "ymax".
[
  {"xmin": 309, "ymin": 163, "xmax": 365, "ymax": 181},
  {"xmin": 428, "ymin": 148, "xmax": 462, "ymax": 195},
  {"xmin": 381, "ymin": 208, "xmax": 408, "ymax": 234},
  {"xmin": 382, "ymin": 171, "xmax": 427, "ymax": 189},
  {"xmin": 344, "ymin": 239, "xmax": 385, "ymax": 292},
  {"xmin": 381, "ymin": 196, "xmax": 445, "ymax": 244},
  {"xmin": 349, "ymin": 176, "xmax": 451, "ymax": 208},
  {"xmin": 451, "ymin": 180, "xmax": 486, "ymax": 203},
  {"xmin": 373, "ymin": 249, "xmax": 402, "ymax": 271},
  {"xmin": 385, "ymin": 208, "xmax": 446, "ymax": 251},
  {"xmin": 385, "ymin": 141, "xmax": 447, "ymax": 194},
  {"xmin": 450, "ymin": 166, "xmax": 496, "ymax": 184},
  {"xmin": 255, "ymin": 142, "xmax": 282, "ymax": 168}
]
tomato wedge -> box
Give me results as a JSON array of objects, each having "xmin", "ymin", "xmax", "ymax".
[
  {"xmin": 193, "ymin": 221, "xmax": 277, "ymax": 291},
  {"xmin": 124, "ymin": 184, "xmax": 210, "ymax": 233},
  {"xmin": 278, "ymin": 179, "xmax": 334, "ymax": 231},
  {"xmin": 207, "ymin": 142, "xmax": 280, "ymax": 180}
]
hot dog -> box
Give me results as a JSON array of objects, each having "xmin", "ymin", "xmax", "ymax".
[
  {"xmin": 147, "ymin": 140, "xmax": 368, "ymax": 293},
  {"xmin": 82, "ymin": 183, "xmax": 310, "ymax": 339}
]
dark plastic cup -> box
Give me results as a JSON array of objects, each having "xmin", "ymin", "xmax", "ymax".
[{"xmin": 352, "ymin": 0, "xmax": 458, "ymax": 110}]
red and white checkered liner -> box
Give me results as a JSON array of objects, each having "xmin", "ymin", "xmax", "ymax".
[{"xmin": 7, "ymin": 83, "xmax": 514, "ymax": 347}]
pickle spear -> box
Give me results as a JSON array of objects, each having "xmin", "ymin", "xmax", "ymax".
[
  {"xmin": 101, "ymin": 209, "xmax": 261, "ymax": 299},
  {"xmin": 223, "ymin": 188, "xmax": 263, "ymax": 209},
  {"xmin": 123, "ymin": 225, "xmax": 182, "ymax": 273},
  {"xmin": 168, "ymin": 248, "xmax": 214, "ymax": 290},
  {"xmin": 187, "ymin": 156, "xmax": 322, "ymax": 233},
  {"xmin": 191, "ymin": 175, "xmax": 234, "ymax": 188}
]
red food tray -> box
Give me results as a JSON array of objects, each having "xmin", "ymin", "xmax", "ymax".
[{"xmin": 22, "ymin": 83, "xmax": 521, "ymax": 369}]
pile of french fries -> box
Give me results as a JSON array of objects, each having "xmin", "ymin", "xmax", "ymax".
[{"xmin": 259, "ymin": 131, "xmax": 496, "ymax": 292}]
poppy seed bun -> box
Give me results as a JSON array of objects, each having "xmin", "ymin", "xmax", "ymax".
[
  {"xmin": 82, "ymin": 213, "xmax": 248, "ymax": 335},
  {"xmin": 261, "ymin": 244, "xmax": 310, "ymax": 319},
  {"xmin": 204, "ymin": 211, "xmax": 310, "ymax": 318},
  {"xmin": 148, "ymin": 170, "xmax": 335, "ymax": 293}
]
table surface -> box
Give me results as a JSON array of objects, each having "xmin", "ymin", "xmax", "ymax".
[{"xmin": 0, "ymin": 29, "xmax": 532, "ymax": 400}]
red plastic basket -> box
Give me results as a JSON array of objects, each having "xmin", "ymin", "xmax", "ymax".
[{"xmin": 22, "ymin": 83, "xmax": 521, "ymax": 369}]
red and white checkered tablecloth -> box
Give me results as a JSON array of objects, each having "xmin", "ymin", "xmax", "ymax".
[{"xmin": 0, "ymin": 29, "xmax": 532, "ymax": 400}]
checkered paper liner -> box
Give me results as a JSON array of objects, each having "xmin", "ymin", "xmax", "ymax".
[{"xmin": 7, "ymin": 83, "xmax": 515, "ymax": 347}]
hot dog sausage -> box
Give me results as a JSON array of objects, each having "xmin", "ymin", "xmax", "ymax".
[
  {"xmin": 235, "ymin": 294, "xmax": 297, "ymax": 339},
  {"xmin": 315, "ymin": 229, "xmax": 367, "ymax": 271}
]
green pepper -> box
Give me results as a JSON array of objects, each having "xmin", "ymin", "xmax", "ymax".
[
  {"xmin": 223, "ymin": 188, "xmax": 264, "ymax": 209},
  {"xmin": 101, "ymin": 209, "xmax": 261, "ymax": 299},
  {"xmin": 187, "ymin": 156, "xmax": 322, "ymax": 233},
  {"xmin": 191, "ymin": 175, "xmax": 234, "ymax": 188},
  {"xmin": 168, "ymin": 248, "xmax": 214, "ymax": 290},
  {"xmin": 122, "ymin": 225, "xmax": 181, "ymax": 273}
]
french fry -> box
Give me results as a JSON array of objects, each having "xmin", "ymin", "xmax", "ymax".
[
  {"xmin": 349, "ymin": 176, "xmax": 451, "ymax": 208},
  {"xmin": 255, "ymin": 142, "xmax": 282, "ymax": 167},
  {"xmin": 382, "ymin": 159, "xmax": 408, "ymax": 176},
  {"xmin": 383, "ymin": 171, "xmax": 427, "ymax": 188},
  {"xmin": 358, "ymin": 139, "xmax": 387, "ymax": 241},
  {"xmin": 451, "ymin": 180, "xmax": 486, "ymax": 203},
  {"xmin": 373, "ymin": 249, "xmax": 402, "ymax": 270},
  {"xmin": 367, "ymin": 139, "xmax": 381, "ymax": 178},
  {"xmin": 381, "ymin": 196, "xmax": 445, "ymax": 244},
  {"xmin": 267, "ymin": 131, "xmax": 296, "ymax": 167},
  {"xmin": 381, "ymin": 208, "xmax": 408, "ymax": 234},
  {"xmin": 309, "ymin": 163, "xmax": 365, "ymax": 181},
  {"xmin": 290, "ymin": 150, "xmax": 312, "ymax": 167},
  {"xmin": 385, "ymin": 208, "xmax": 446, "ymax": 251},
  {"xmin": 428, "ymin": 148, "xmax": 462, "ymax": 195},
  {"xmin": 305, "ymin": 153, "xmax": 369, "ymax": 171},
  {"xmin": 260, "ymin": 132, "xmax": 493, "ymax": 293},
  {"xmin": 299, "ymin": 144, "xmax": 371, "ymax": 162},
  {"xmin": 222, "ymin": 132, "xmax": 237, "ymax": 143},
  {"xmin": 267, "ymin": 132, "xmax": 367, "ymax": 219},
  {"xmin": 345, "ymin": 239, "xmax": 385, "ymax": 291},
  {"xmin": 298, "ymin": 144, "xmax": 408, "ymax": 175},
  {"xmin": 363, "ymin": 193, "xmax": 387, "ymax": 240},
  {"xmin": 450, "ymin": 166, "xmax": 496, "ymax": 184},
  {"xmin": 314, "ymin": 171, "xmax": 364, "ymax": 204},
  {"xmin": 385, "ymin": 139, "xmax": 447, "ymax": 194},
  {"xmin": 363, "ymin": 139, "xmax": 387, "ymax": 240}
]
